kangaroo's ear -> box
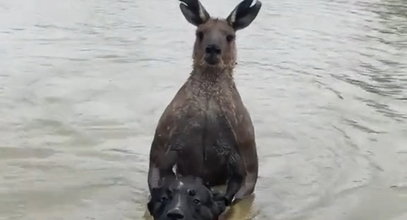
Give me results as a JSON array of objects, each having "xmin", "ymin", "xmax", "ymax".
[
  {"xmin": 179, "ymin": 0, "xmax": 210, "ymax": 26},
  {"xmin": 226, "ymin": 0, "xmax": 262, "ymax": 30}
]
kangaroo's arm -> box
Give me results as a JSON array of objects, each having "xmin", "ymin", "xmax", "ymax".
[
  {"xmin": 220, "ymin": 84, "xmax": 258, "ymax": 203},
  {"xmin": 233, "ymin": 104, "xmax": 258, "ymax": 201},
  {"xmin": 148, "ymin": 84, "xmax": 188, "ymax": 190}
]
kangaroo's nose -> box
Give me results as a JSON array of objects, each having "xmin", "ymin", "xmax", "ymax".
[
  {"xmin": 205, "ymin": 44, "xmax": 221, "ymax": 55},
  {"xmin": 167, "ymin": 208, "xmax": 184, "ymax": 219}
]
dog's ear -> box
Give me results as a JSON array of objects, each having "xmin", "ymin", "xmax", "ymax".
[
  {"xmin": 147, "ymin": 199, "xmax": 154, "ymax": 214},
  {"xmin": 147, "ymin": 188, "xmax": 161, "ymax": 214},
  {"xmin": 211, "ymin": 190, "xmax": 227, "ymax": 216}
]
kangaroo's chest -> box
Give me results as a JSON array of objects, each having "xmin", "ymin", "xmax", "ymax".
[
  {"xmin": 173, "ymin": 96, "xmax": 237, "ymax": 183},
  {"xmin": 170, "ymin": 86, "xmax": 237, "ymax": 154},
  {"xmin": 167, "ymin": 79, "xmax": 240, "ymax": 184}
]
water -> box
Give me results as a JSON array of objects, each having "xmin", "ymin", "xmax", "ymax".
[{"xmin": 0, "ymin": 0, "xmax": 406, "ymax": 219}]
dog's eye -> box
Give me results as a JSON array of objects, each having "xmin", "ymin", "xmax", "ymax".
[
  {"xmin": 160, "ymin": 196, "xmax": 168, "ymax": 202},
  {"xmin": 193, "ymin": 198, "xmax": 201, "ymax": 205},
  {"xmin": 188, "ymin": 189, "xmax": 196, "ymax": 197}
]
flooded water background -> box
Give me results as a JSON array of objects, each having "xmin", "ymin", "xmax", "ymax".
[{"xmin": 0, "ymin": 0, "xmax": 406, "ymax": 219}]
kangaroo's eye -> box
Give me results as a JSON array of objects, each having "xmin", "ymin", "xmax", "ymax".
[
  {"xmin": 226, "ymin": 34, "xmax": 235, "ymax": 42},
  {"xmin": 197, "ymin": 31, "xmax": 204, "ymax": 40}
]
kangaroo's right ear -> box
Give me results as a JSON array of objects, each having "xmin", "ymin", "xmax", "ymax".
[{"xmin": 179, "ymin": 0, "xmax": 210, "ymax": 26}]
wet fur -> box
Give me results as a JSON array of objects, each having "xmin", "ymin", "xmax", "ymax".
[
  {"xmin": 148, "ymin": 176, "xmax": 225, "ymax": 220},
  {"xmin": 149, "ymin": 66, "xmax": 258, "ymax": 203},
  {"xmin": 148, "ymin": 0, "xmax": 261, "ymax": 207}
]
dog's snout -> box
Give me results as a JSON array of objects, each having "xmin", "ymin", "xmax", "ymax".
[
  {"xmin": 167, "ymin": 208, "xmax": 184, "ymax": 219},
  {"xmin": 205, "ymin": 44, "xmax": 221, "ymax": 55}
]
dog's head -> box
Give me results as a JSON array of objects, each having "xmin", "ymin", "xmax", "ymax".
[{"xmin": 148, "ymin": 176, "xmax": 226, "ymax": 220}]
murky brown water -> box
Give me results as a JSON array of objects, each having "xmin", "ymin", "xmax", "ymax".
[{"xmin": 1, "ymin": 0, "xmax": 406, "ymax": 219}]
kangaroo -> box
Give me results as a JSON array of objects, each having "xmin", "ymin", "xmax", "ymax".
[{"xmin": 148, "ymin": 0, "xmax": 262, "ymax": 213}]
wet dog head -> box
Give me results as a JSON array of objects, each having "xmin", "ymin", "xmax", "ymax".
[{"xmin": 148, "ymin": 176, "xmax": 226, "ymax": 220}]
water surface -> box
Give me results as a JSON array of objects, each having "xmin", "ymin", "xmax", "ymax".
[{"xmin": 0, "ymin": 0, "xmax": 406, "ymax": 219}]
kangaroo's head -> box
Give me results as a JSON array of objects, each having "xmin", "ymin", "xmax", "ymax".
[{"xmin": 179, "ymin": 0, "xmax": 262, "ymax": 71}]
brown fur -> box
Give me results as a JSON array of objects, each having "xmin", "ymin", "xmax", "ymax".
[
  {"xmin": 193, "ymin": 19, "xmax": 237, "ymax": 71},
  {"xmin": 148, "ymin": 0, "xmax": 261, "ymax": 206}
]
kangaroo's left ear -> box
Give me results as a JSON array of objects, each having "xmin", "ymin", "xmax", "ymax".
[{"xmin": 226, "ymin": 0, "xmax": 262, "ymax": 30}]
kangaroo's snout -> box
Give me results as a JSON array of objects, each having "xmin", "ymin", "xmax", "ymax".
[
  {"xmin": 205, "ymin": 44, "xmax": 221, "ymax": 55},
  {"xmin": 204, "ymin": 44, "xmax": 221, "ymax": 65}
]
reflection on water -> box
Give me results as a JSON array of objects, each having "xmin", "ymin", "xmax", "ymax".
[{"xmin": 0, "ymin": 0, "xmax": 406, "ymax": 219}]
